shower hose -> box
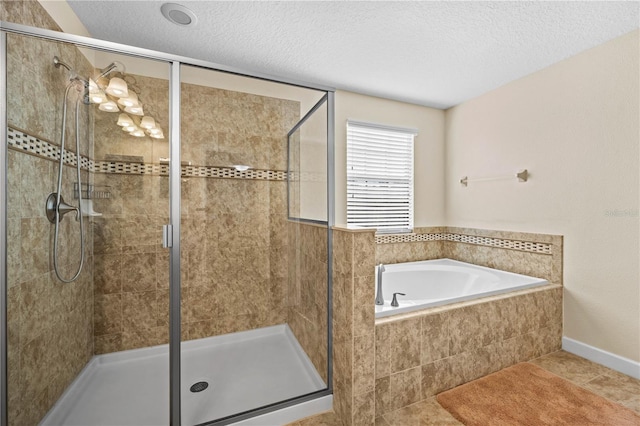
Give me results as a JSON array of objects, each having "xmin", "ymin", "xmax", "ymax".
[{"xmin": 52, "ymin": 80, "xmax": 85, "ymax": 283}]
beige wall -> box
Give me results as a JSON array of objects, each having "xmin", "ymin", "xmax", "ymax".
[
  {"xmin": 445, "ymin": 30, "xmax": 640, "ymax": 362},
  {"xmin": 334, "ymin": 91, "xmax": 446, "ymax": 228}
]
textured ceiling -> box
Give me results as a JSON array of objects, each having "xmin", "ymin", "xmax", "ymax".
[{"xmin": 67, "ymin": 1, "xmax": 639, "ymax": 109}]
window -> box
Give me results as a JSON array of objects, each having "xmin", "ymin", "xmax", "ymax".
[{"xmin": 346, "ymin": 120, "xmax": 416, "ymax": 233}]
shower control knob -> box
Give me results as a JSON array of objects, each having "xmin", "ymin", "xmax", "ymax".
[{"xmin": 46, "ymin": 193, "xmax": 79, "ymax": 223}]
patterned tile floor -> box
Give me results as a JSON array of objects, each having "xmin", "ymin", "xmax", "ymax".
[{"xmin": 291, "ymin": 350, "xmax": 640, "ymax": 426}]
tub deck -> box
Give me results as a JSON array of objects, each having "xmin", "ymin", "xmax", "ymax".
[{"xmin": 375, "ymin": 259, "xmax": 548, "ymax": 318}]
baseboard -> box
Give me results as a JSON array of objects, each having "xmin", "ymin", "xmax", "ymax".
[{"xmin": 562, "ymin": 336, "xmax": 640, "ymax": 379}]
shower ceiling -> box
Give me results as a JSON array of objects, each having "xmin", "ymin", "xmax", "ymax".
[{"xmin": 66, "ymin": 1, "xmax": 639, "ymax": 109}]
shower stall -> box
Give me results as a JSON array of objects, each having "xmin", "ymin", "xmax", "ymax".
[{"xmin": 0, "ymin": 21, "xmax": 334, "ymax": 426}]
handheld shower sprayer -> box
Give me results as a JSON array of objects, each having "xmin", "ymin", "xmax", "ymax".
[{"xmin": 47, "ymin": 56, "xmax": 88, "ymax": 283}]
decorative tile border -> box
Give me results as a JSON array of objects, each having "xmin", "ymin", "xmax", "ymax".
[
  {"xmin": 375, "ymin": 232, "xmax": 552, "ymax": 255},
  {"xmin": 7, "ymin": 127, "xmax": 286, "ymax": 181},
  {"xmin": 8, "ymin": 127, "xmax": 95, "ymax": 170},
  {"xmin": 376, "ymin": 233, "xmax": 446, "ymax": 244}
]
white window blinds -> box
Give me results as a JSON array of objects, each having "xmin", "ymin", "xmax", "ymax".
[{"xmin": 346, "ymin": 120, "xmax": 416, "ymax": 233}]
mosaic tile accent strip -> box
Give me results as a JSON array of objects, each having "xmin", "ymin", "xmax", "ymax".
[
  {"xmin": 376, "ymin": 233, "xmax": 447, "ymax": 244},
  {"xmin": 8, "ymin": 127, "xmax": 286, "ymax": 181},
  {"xmin": 8, "ymin": 127, "xmax": 94, "ymax": 170},
  {"xmin": 375, "ymin": 232, "xmax": 552, "ymax": 255}
]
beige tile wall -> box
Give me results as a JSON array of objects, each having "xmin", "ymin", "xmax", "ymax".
[
  {"xmin": 3, "ymin": 2, "xmax": 95, "ymax": 425},
  {"xmin": 443, "ymin": 227, "xmax": 563, "ymax": 285},
  {"xmin": 375, "ymin": 227, "xmax": 446, "ymax": 265},
  {"xmin": 333, "ymin": 226, "xmax": 563, "ymax": 425},
  {"xmin": 92, "ymin": 76, "xmax": 301, "ymax": 353},
  {"xmin": 288, "ymin": 221, "xmax": 329, "ymax": 383},
  {"xmin": 332, "ymin": 228, "xmax": 377, "ymax": 426}
]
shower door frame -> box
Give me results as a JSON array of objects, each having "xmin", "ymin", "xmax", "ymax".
[{"xmin": 0, "ymin": 21, "xmax": 335, "ymax": 426}]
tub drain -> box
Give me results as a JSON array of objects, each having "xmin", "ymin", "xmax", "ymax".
[{"xmin": 190, "ymin": 381, "xmax": 209, "ymax": 393}]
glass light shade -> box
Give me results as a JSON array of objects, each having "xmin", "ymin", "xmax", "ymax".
[
  {"xmin": 116, "ymin": 113, "xmax": 134, "ymax": 127},
  {"xmin": 123, "ymin": 125, "xmax": 137, "ymax": 132},
  {"xmin": 140, "ymin": 116, "xmax": 156, "ymax": 129},
  {"xmin": 88, "ymin": 79, "xmax": 100, "ymax": 93},
  {"xmin": 105, "ymin": 77, "xmax": 129, "ymax": 97},
  {"xmin": 149, "ymin": 130, "xmax": 164, "ymax": 139},
  {"xmin": 125, "ymin": 105, "xmax": 144, "ymax": 116},
  {"xmin": 117, "ymin": 92, "xmax": 139, "ymax": 108},
  {"xmin": 90, "ymin": 91, "xmax": 107, "ymax": 104},
  {"xmin": 98, "ymin": 100, "xmax": 119, "ymax": 112},
  {"xmin": 130, "ymin": 129, "xmax": 146, "ymax": 137}
]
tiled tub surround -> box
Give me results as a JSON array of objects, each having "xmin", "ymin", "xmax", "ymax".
[
  {"xmin": 4, "ymin": 3, "xmax": 97, "ymax": 425},
  {"xmin": 376, "ymin": 227, "xmax": 562, "ymax": 286},
  {"xmin": 331, "ymin": 226, "xmax": 563, "ymax": 425},
  {"xmin": 374, "ymin": 285, "xmax": 562, "ymax": 417}
]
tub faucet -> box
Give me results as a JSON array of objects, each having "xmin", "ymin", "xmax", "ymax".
[
  {"xmin": 391, "ymin": 292, "xmax": 406, "ymax": 307},
  {"xmin": 375, "ymin": 264, "xmax": 385, "ymax": 305}
]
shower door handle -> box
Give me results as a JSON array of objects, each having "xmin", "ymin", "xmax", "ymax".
[{"xmin": 162, "ymin": 224, "xmax": 173, "ymax": 248}]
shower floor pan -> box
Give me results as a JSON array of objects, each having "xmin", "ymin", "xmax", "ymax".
[{"xmin": 41, "ymin": 324, "xmax": 326, "ymax": 425}]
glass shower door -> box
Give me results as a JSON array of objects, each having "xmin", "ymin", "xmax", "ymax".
[
  {"xmin": 2, "ymin": 19, "xmax": 333, "ymax": 426},
  {"xmin": 3, "ymin": 29, "xmax": 174, "ymax": 426},
  {"xmin": 178, "ymin": 64, "xmax": 331, "ymax": 425}
]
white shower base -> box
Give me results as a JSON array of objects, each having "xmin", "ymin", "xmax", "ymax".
[{"xmin": 41, "ymin": 325, "xmax": 328, "ymax": 426}]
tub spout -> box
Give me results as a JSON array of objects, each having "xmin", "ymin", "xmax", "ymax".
[{"xmin": 375, "ymin": 264, "xmax": 385, "ymax": 305}]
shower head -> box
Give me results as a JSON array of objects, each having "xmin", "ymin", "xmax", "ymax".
[{"xmin": 53, "ymin": 56, "xmax": 89, "ymax": 89}]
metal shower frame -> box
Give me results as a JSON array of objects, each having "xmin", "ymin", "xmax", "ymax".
[{"xmin": 0, "ymin": 21, "xmax": 335, "ymax": 426}]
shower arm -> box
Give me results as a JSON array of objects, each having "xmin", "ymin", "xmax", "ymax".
[
  {"xmin": 54, "ymin": 56, "xmax": 126, "ymax": 84},
  {"xmin": 97, "ymin": 61, "xmax": 126, "ymax": 79}
]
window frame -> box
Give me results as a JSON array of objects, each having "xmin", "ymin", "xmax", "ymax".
[{"xmin": 346, "ymin": 120, "xmax": 417, "ymax": 234}]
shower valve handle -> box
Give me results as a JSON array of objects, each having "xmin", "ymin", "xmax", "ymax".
[{"xmin": 46, "ymin": 193, "xmax": 79, "ymax": 223}]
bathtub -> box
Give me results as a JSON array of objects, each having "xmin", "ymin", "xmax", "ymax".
[{"xmin": 375, "ymin": 258, "xmax": 548, "ymax": 318}]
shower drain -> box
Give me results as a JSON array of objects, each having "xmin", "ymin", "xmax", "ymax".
[{"xmin": 190, "ymin": 381, "xmax": 209, "ymax": 393}]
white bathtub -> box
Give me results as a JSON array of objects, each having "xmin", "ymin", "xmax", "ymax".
[{"xmin": 375, "ymin": 258, "xmax": 548, "ymax": 318}]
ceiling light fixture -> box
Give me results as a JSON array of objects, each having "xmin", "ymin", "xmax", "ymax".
[
  {"xmin": 161, "ymin": 3, "xmax": 197, "ymax": 27},
  {"xmin": 91, "ymin": 66, "xmax": 165, "ymax": 140}
]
